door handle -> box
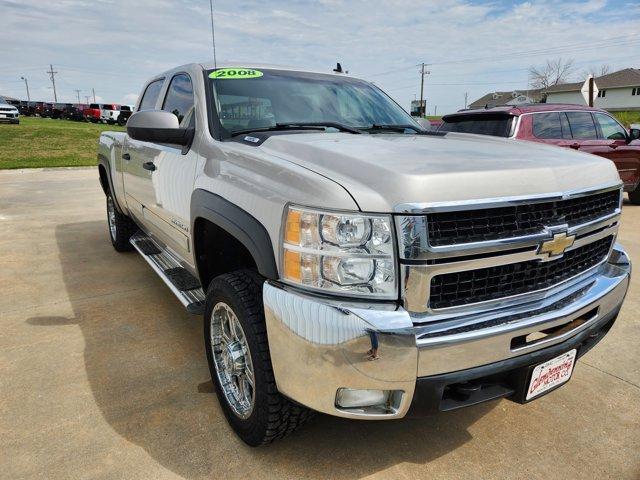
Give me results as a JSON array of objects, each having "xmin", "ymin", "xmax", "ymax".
[
  {"xmin": 122, "ymin": 153, "xmax": 131, "ymax": 160},
  {"xmin": 142, "ymin": 162, "xmax": 156, "ymax": 171},
  {"xmin": 569, "ymin": 143, "xmax": 580, "ymax": 150}
]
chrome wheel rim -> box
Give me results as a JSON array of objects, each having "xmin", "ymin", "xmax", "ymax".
[
  {"xmin": 107, "ymin": 196, "xmax": 116, "ymax": 241},
  {"xmin": 210, "ymin": 302, "xmax": 255, "ymax": 419}
]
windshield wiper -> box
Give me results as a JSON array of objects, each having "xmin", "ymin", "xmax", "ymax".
[
  {"xmin": 231, "ymin": 122, "xmax": 361, "ymax": 137},
  {"xmin": 361, "ymin": 124, "xmax": 424, "ymax": 134}
]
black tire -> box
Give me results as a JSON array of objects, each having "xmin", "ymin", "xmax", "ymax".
[
  {"xmin": 629, "ymin": 188, "xmax": 640, "ymax": 205},
  {"xmin": 106, "ymin": 193, "xmax": 137, "ymax": 252},
  {"xmin": 204, "ymin": 270, "xmax": 312, "ymax": 446}
]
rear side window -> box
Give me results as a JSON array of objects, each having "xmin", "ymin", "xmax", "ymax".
[
  {"xmin": 532, "ymin": 112, "xmax": 564, "ymax": 139},
  {"xmin": 565, "ymin": 112, "xmax": 597, "ymax": 139},
  {"xmin": 138, "ymin": 79, "xmax": 164, "ymax": 111},
  {"xmin": 162, "ymin": 74, "xmax": 194, "ymax": 125},
  {"xmin": 439, "ymin": 114, "xmax": 513, "ymax": 137},
  {"xmin": 593, "ymin": 113, "xmax": 627, "ymax": 140}
]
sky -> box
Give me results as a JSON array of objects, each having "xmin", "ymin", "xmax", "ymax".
[{"xmin": 1, "ymin": 0, "xmax": 639, "ymax": 115}]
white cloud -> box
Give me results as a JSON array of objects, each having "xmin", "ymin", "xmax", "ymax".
[
  {"xmin": 0, "ymin": 0, "xmax": 638, "ymax": 113},
  {"xmin": 121, "ymin": 93, "xmax": 138, "ymax": 106}
]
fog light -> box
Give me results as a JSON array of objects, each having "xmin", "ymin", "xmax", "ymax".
[{"xmin": 335, "ymin": 388, "xmax": 391, "ymax": 408}]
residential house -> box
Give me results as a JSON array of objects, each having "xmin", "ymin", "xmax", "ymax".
[
  {"xmin": 544, "ymin": 68, "xmax": 640, "ymax": 111},
  {"xmin": 468, "ymin": 89, "xmax": 544, "ymax": 109}
]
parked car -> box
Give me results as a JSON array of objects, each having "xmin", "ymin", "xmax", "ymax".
[
  {"xmin": 0, "ymin": 95, "xmax": 20, "ymax": 124},
  {"xmin": 50, "ymin": 103, "xmax": 73, "ymax": 119},
  {"xmin": 30, "ymin": 101, "xmax": 46, "ymax": 117},
  {"xmin": 17, "ymin": 101, "xmax": 31, "ymax": 116},
  {"xmin": 439, "ymin": 104, "xmax": 640, "ymax": 204},
  {"xmin": 84, "ymin": 103, "xmax": 103, "ymax": 122},
  {"xmin": 117, "ymin": 105, "xmax": 134, "ymax": 125},
  {"xmin": 40, "ymin": 102, "xmax": 56, "ymax": 118},
  {"xmin": 100, "ymin": 103, "xmax": 121, "ymax": 124},
  {"xmin": 67, "ymin": 104, "xmax": 88, "ymax": 121},
  {"xmin": 98, "ymin": 63, "xmax": 630, "ymax": 446}
]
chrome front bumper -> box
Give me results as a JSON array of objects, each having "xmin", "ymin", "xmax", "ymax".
[{"xmin": 263, "ymin": 244, "xmax": 631, "ymax": 419}]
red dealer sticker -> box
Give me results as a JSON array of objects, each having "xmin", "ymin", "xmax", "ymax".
[{"xmin": 526, "ymin": 349, "xmax": 577, "ymax": 401}]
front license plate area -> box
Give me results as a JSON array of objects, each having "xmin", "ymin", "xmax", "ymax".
[{"xmin": 526, "ymin": 349, "xmax": 577, "ymax": 401}]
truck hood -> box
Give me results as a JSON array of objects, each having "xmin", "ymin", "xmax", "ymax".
[{"xmin": 258, "ymin": 132, "xmax": 621, "ymax": 212}]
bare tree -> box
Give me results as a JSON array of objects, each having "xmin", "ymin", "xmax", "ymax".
[
  {"xmin": 529, "ymin": 58, "xmax": 576, "ymax": 90},
  {"xmin": 582, "ymin": 64, "xmax": 611, "ymax": 79}
]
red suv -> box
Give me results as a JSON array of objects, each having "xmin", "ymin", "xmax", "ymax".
[{"xmin": 440, "ymin": 104, "xmax": 640, "ymax": 204}]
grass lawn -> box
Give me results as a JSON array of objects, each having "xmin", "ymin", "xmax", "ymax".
[
  {"xmin": 0, "ymin": 117, "xmax": 124, "ymax": 169},
  {"xmin": 611, "ymin": 111, "xmax": 640, "ymax": 128}
]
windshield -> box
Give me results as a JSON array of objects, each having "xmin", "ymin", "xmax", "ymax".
[
  {"xmin": 0, "ymin": 96, "xmax": 7, "ymax": 104},
  {"xmin": 439, "ymin": 113, "xmax": 514, "ymax": 137},
  {"xmin": 208, "ymin": 68, "xmax": 418, "ymax": 135}
]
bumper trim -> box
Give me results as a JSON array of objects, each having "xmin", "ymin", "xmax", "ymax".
[
  {"xmin": 416, "ymin": 256, "xmax": 630, "ymax": 376},
  {"xmin": 263, "ymin": 245, "xmax": 630, "ymax": 420},
  {"xmin": 408, "ymin": 307, "xmax": 620, "ymax": 416}
]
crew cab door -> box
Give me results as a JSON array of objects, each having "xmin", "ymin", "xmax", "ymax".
[
  {"xmin": 592, "ymin": 112, "xmax": 640, "ymax": 191},
  {"xmin": 122, "ymin": 74, "xmax": 198, "ymax": 261}
]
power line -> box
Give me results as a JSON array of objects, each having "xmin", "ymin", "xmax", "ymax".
[{"xmin": 368, "ymin": 33, "xmax": 640, "ymax": 77}]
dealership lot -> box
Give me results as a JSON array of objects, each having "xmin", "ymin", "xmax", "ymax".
[{"xmin": 1, "ymin": 168, "xmax": 638, "ymax": 480}]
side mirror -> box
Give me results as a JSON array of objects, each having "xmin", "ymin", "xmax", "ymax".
[
  {"xmin": 629, "ymin": 127, "xmax": 640, "ymax": 142},
  {"xmin": 127, "ymin": 110, "xmax": 194, "ymax": 146}
]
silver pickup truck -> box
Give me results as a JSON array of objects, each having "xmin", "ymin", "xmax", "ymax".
[{"xmin": 98, "ymin": 63, "xmax": 631, "ymax": 446}]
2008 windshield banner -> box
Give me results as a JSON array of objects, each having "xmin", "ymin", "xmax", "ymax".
[{"xmin": 209, "ymin": 68, "xmax": 263, "ymax": 79}]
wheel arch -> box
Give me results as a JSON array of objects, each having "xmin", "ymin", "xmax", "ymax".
[
  {"xmin": 191, "ymin": 189, "xmax": 279, "ymax": 289},
  {"xmin": 97, "ymin": 154, "xmax": 124, "ymax": 213}
]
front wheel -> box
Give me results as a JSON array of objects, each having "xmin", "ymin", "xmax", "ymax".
[
  {"xmin": 204, "ymin": 270, "xmax": 311, "ymax": 446},
  {"xmin": 629, "ymin": 187, "xmax": 640, "ymax": 205},
  {"xmin": 106, "ymin": 193, "xmax": 137, "ymax": 251}
]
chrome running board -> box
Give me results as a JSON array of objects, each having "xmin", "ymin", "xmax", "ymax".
[{"xmin": 130, "ymin": 231, "xmax": 205, "ymax": 314}]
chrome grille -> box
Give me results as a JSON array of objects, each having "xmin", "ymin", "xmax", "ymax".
[
  {"xmin": 426, "ymin": 189, "xmax": 620, "ymax": 246},
  {"xmin": 397, "ymin": 185, "xmax": 622, "ymax": 316},
  {"xmin": 429, "ymin": 236, "xmax": 613, "ymax": 309}
]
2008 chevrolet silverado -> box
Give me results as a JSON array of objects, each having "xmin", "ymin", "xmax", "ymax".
[{"xmin": 98, "ymin": 63, "xmax": 631, "ymax": 446}]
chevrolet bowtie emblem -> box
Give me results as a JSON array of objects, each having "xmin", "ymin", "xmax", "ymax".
[{"xmin": 539, "ymin": 232, "xmax": 575, "ymax": 258}]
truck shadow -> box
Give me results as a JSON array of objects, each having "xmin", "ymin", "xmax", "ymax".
[{"xmin": 27, "ymin": 221, "xmax": 498, "ymax": 480}]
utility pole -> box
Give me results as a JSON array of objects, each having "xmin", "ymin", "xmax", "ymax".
[
  {"xmin": 74, "ymin": 89, "xmax": 81, "ymax": 104},
  {"xmin": 85, "ymin": 95, "xmax": 90, "ymax": 104},
  {"xmin": 20, "ymin": 76, "xmax": 31, "ymax": 101},
  {"xmin": 47, "ymin": 64, "xmax": 58, "ymax": 102},
  {"xmin": 92, "ymin": 88, "xmax": 96, "ymax": 103},
  {"xmin": 588, "ymin": 75, "xmax": 595, "ymax": 107},
  {"xmin": 209, "ymin": 0, "xmax": 217, "ymax": 68},
  {"xmin": 419, "ymin": 63, "xmax": 430, "ymax": 117},
  {"xmin": 464, "ymin": 92, "xmax": 468, "ymax": 109}
]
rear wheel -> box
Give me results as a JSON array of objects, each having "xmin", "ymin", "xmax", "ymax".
[
  {"xmin": 204, "ymin": 270, "xmax": 311, "ymax": 446},
  {"xmin": 629, "ymin": 187, "xmax": 640, "ymax": 205},
  {"xmin": 106, "ymin": 193, "xmax": 137, "ymax": 252}
]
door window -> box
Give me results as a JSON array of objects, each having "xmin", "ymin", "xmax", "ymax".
[
  {"xmin": 162, "ymin": 74, "xmax": 194, "ymax": 125},
  {"xmin": 565, "ymin": 112, "xmax": 598, "ymax": 139},
  {"xmin": 593, "ymin": 113, "xmax": 627, "ymax": 140},
  {"xmin": 138, "ymin": 79, "xmax": 164, "ymax": 111}
]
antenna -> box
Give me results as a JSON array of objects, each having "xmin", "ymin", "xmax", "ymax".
[{"xmin": 209, "ymin": 0, "xmax": 217, "ymax": 68}]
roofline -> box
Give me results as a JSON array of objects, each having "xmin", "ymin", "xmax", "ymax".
[{"xmin": 546, "ymin": 83, "xmax": 640, "ymax": 93}]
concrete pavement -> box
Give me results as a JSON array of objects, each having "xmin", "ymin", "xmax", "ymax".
[{"xmin": 1, "ymin": 168, "xmax": 638, "ymax": 480}]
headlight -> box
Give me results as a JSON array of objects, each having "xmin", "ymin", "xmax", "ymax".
[{"xmin": 281, "ymin": 205, "xmax": 397, "ymax": 299}]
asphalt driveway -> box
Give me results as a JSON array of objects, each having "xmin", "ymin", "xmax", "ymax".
[{"xmin": 1, "ymin": 168, "xmax": 638, "ymax": 480}]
